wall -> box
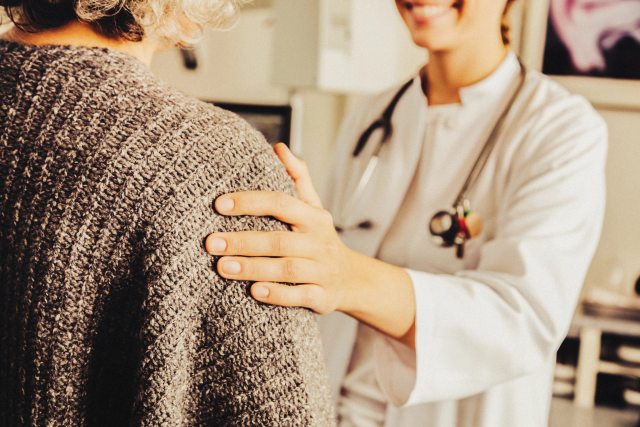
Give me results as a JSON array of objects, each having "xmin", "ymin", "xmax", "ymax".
[{"xmin": 586, "ymin": 109, "xmax": 640, "ymax": 293}]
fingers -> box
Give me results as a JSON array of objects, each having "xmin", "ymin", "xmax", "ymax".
[
  {"xmin": 250, "ymin": 282, "xmax": 328, "ymax": 314},
  {"xmin": 217, "ymin": 256, "xmax": 325, "ymax": 285},
  {"xmin": 205, "ymin": 231, "xmax": 320, "ymax": 258},
  {"xmin": 273, "ymin": 143, "xmax": 323, "ymax": 208},
  {"xmin": 274, "ymin": 143, "xmax": 304, "ymax": 180},
  {"xmin": 215, "ymin": 191, "xmax": 332, "ymax": 232}
]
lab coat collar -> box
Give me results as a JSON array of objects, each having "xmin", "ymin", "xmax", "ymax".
[
  {"xmin": 415, "ymin": 51, "xmax": 521, "ymax": 106},
  {"xmin": 458, "ymin": 51, "xmax": 521, "ymax": 105}
]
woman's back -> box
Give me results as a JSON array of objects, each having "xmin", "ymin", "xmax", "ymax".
[{"xmin": 0, "ymin": 41, "xmax": 333, "ymax": 425}]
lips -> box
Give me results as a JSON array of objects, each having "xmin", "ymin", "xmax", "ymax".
[{"xmin": 401, "ymin": 1, "xmax": 462, "ymax": 22}]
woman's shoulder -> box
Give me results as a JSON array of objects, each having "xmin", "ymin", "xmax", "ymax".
[
  {"xmin": 517, "ymin": 70, "xmax": 606, "ymax": 133},
  {"xmin": 151, "ymin": 94, "xmax": 281, "ymax": 178},
  {"xmin": 49, "ymin": 44, "xmax": 283, "ymax": 180},
  {"xmin": 75, "ymin": 45, "xmax": 284, "ymax": 183},
  {"xmin": 32, "ymin": 45, "xmax": 292, "ymax": 217},
  {"xmin": 500, "ymin": 70, "xmax": 608, "ymax": 177}
]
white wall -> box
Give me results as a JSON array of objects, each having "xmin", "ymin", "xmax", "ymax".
[
  {"xmin": 152, "ymin": 9, "xmax": 289, "ymax": 104},
  {"xmin": 586, "ymin": 109, "xmax": 640, "ymax": 294}
]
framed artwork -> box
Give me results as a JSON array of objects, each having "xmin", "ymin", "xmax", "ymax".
[{"xmin": 520, "ymin": 0, "xmax": 640, "ymax": 110}]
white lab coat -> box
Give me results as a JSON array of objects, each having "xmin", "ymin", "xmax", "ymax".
[{"xmin": 318, "ymin": 53, "xmax": 607, "ymax": 427}]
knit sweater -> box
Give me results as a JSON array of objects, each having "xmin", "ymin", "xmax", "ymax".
[{"xmin": 0, "ymin": 40, "xmax": 334, "ymax": 426}]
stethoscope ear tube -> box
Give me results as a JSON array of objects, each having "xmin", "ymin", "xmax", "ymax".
[
  {"xmin": 337, "ymin": 78, "xmax": 415, "ymax": 231},
  {"xmin": 353, "ymin": 119, "xmax": 388, "ymax": 157},
  {"xmin": 352, "ymin": 78, "xmax": 414, "ymax": 157}
]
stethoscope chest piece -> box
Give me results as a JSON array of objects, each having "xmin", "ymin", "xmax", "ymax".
[
  {"xmin": 429, "ymin": 209, "xmax": 460, "ymax": 247},
  {"xmin": 428, "ymin": 203, "xmax": 483, "ymax": 259}
]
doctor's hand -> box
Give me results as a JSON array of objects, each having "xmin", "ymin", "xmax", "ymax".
[
  {"xmin": 205, "ymin": 144, "xmax": 416, "ymax": 343},
  {"xmin": 208, "ymin": 188, "xmax": 354, "ymax": 315},
  {"xmin": 272, "ymin": 143, "xmax": 323, "ymax": 208}
]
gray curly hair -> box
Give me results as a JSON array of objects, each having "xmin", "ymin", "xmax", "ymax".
[{"xmin": 1, "ymin": 0, "xmax": 251, "ymax": 44}]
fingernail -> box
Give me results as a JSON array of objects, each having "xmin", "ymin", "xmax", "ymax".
[
  {"xmin": 253, "ymin": 286, "xmax": 269, "ymax": 298},
  {"xmin": 208, "ymin": 237, "xmax": 227, "ymax": 253},
  {"xmin": 221, "ymin": 260, "xmax": 241, "ymax": 274},
  {"xmin": 216, "ymin": 197, "xmax": 234, "ymax": 213}
]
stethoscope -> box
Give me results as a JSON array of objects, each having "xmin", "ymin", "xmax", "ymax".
[{"xmin": 335, "ymin": 59, "xmax": 528, "ymax": 259}]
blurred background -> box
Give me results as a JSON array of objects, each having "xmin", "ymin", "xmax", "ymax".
[{"xmin": 150, "ymin": 1, "xmax": 640, "ymax": 425}]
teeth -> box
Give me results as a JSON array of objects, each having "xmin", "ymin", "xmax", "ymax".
[{"xmin": 407, "ymin": 4, "xmax": 450, "ymax": 18}]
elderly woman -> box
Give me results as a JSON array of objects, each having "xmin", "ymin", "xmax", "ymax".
[{"xmin": 0, "ymin": 1, "xmax": 333, "ymax": 425}]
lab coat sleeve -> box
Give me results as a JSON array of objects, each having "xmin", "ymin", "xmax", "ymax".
[{"xmin": 373, "ymin": 100, "xmax": 608, "ymax": 405}]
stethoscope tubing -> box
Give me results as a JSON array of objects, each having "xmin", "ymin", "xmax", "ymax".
[
  {"xmin": 336, "ymin": 58, "xmax": 528, "ymax": 240},
  {"xmin": 452, "ymin": 60, "xmax": 528, "ymax": 207}
]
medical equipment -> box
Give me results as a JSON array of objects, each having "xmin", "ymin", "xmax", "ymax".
[{"xmin": 336, "ymin": 59, "xmax": 528, "ymax": 258}]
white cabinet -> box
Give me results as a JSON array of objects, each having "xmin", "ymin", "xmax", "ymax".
[{"xmin": 151, "ymin": 8, "xmax": 289, "ymax": 105}]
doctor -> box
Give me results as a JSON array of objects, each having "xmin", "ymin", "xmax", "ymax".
[{"xmin": 204, "ymin": 0, "xmax": 607, "ymax": 425}]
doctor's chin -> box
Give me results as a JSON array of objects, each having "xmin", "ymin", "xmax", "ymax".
[{"xmin": 1, "ymin": 0, "xmax": 639, "ymax": 426}]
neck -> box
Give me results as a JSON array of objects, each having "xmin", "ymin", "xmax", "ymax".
[
  {"xmin": 0, "ymin": 21, "xmax": 157, "ymax": 66},
  {"xmin": 422, "ymin": 35, "xmax": 509, "ymax": 106}
]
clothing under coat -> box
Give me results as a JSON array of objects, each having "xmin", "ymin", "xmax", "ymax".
[{"xmin": 318, "ymin": 52, "xmax": 608, "ymax": 427}]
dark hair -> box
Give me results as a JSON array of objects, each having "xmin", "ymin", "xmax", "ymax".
[
  {"xmin": 1, "ymin": 0, "xmax": 145, "ymax": 41},
  {"xmin": 501, "ymin": 0, "xmax": 517, "ymax": 46}
]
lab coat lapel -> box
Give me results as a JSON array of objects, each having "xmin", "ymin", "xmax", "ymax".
[
  {"xmin": 338, "ymin": 80, "xmax": 427, "ymax": 257},
  {"xmin": 319, "ymin": 79, "xmax": 427, "ymax": 401}
]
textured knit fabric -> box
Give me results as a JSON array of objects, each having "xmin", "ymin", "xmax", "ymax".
[{"xmin": 0, "ymin": 40, "xmax": 334, "ymax": 426}]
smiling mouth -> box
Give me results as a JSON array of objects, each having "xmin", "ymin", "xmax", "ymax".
[{"xmin": 401, "ymin": 1, "xmax": 462, "ymax": 18}]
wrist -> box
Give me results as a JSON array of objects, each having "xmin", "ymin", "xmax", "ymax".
[
  {"xmin": 338, "ymin": 249, "xmax": 416, "ymax": 340},
  {"xmin": 336, "ymin": 246, "xmax": 366, "ymax": 314}
]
